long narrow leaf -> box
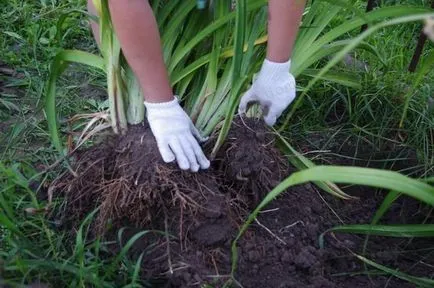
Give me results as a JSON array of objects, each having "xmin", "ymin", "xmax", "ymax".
[
  {"xmin": 276, "ymin": 132, "xmax": 352, "ymax": 199},
  {"xmin": 45, "ymin": 50, "xmax": 105, "ymax": 153},
  {"xmin": 362, "ymin": 190, "xmax": 401, "ymax": 257},
  {"xmin": 100, "ymin": 0, "xmax": 128, "ymax": 134},
  {"xmin": 320, "ymin": 224, "xmax": 434, "ymax": 248},
  {"xmin": 302, "ymin": 69, "xmax": 362, "ymax": 89},
  {"xmin": 283, "ymin": 12, "xmax": 434, "ymax": 128},
  {"xmin": 399, "ymin": 51, "xmax": 434, "ymax": 127},
  {"xmin": 168, "ymin": 0, "xmax": 266, "ymax": 72},
  {"xmin": 211, "ymin": 0, "xmax": 248, "ymax": 158},
  {"xmin": 292, "ymin": 6, "xmax": 431, "ymax": 75},
  {"xmin": 356, "ymin": 255, "xmax": 434, "ymax": 288}
]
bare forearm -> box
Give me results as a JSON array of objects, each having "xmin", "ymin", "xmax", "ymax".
[
  {"xmin": 108, "ymin": 0, "xmax": 173, "ymax": 103},
  {"xmin": 267, "ymin": 0, "xmax": 306, "ymax": 62}
]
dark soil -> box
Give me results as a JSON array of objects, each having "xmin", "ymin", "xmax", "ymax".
[{"xmin": 52, "ymin": 118, "xmax": 434, "ymax": 288}]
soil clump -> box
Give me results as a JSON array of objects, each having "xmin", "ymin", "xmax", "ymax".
[{"xmin": 53, "ymin": 118, "xmax": 434, "ymax": 288}]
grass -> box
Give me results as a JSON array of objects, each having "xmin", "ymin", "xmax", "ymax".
[
  {"xmin": 0, "ymin": 0, "xmax": 103, "ymax": 162},
  {"xmin": 1, "ymin": 0, "xmax": 434, "ymax": 286},
  {"xmin": 0, "ymin": 163, "xmax": 153, "ymax": 287},
  {"xmin": 283, "ymin": 0, "xmax": 434, "ymax": 171}
]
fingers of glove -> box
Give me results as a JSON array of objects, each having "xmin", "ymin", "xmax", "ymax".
[
  {"xmin": 263, "ymin": 106, "xmax": 282, "ymax": 127},
  {"xmin": 264, "ymin": 114, "xmax": 277, "ymax": 127},
  {"xmin": 179, "ymin": 137, "xmax": 200, "ymax": 172},
  {"xmin": 156, "ymin": 139, "xmax": 176, "ymax": 163},
  {"xmin": 287, "ymin": 79, "xmax": 297, "ymax": 102},
  {"xmin": 168, "ymin": 138, "xmax": 190, "ymax": 170},
  {"xmin": 187, "ymin": 134, "xmax": 210, "ymax": 170},
  {"xmin": 190, "ymin": 123, "xmax": 208, "ymax": 143},
  {"xmin": 238, "ymin": 88, "xmax": 257, "ymax": 114}
]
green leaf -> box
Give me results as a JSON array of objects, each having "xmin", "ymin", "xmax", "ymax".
[
  {"xmin": 104, "ymin": 228, "xmax": 151, "ymax": 279},
  {"xmin": 211, "ymin": 0, "xmax": 249, "ymax": 158},
  {"xmin": 39, "ymin": 37, "xmax": 50, "ymax": 45},
  {"xmin": 302, "ymin": 69, "xmax": 362, "ymax": 89},
  {"xmin": 45, "ymin": 50, "xmax": 105, "ymax": 154},
  {"xmin": 400, "ymin": 51, "xmax": 434, "ymax": 127},
  {"xmin": 56, "ymin": 9, "xmax": 92, "ymax": 42},
  {"xmin": 53, "ymin": 50, "xmax": 105, "ymax": 70},
  {"xmin": 283, "ymin": 11, "xmax": 434, "ymax": 129},
  {"xmin": 276, "ymin": 132, "xmax": 352, "ymax": 199},
  {"xmin": 0, "ymin": 209, "xmax": 22, "ymax": 236},
  {"xmin": 168, "ymin": 0, "xmax": 266, "ymax": 73},
  {"xmin": 361, "ymin": 190, "xmax": 401, "ymax": 257},
  {"xmin": 3, "ymin": 31, "xmax": 23, "ymax": 40},
  {"xmin": 292, "ymin": 6, "xmax": 431, "ymax": 76},
  {"xmin": 320, "ymin": 224, "xmax": 434, "ymax": 248},
  {"xmin": 356, "ymin": 255, "xmax": 434, "ymax": 288},
  {"xmin": 129, "ymin": 253, "xmax": 144, "ymax": 287},
  {"xmin": 5, "ymin": 259, "xmax": 107, "ymax": 287},
  {"xmin": 372, "ymin": 191, "xmax": 401, "ymax": 225}
]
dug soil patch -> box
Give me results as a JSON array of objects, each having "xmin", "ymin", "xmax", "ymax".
[{"xmin": 52, "ymin": 118, "xmax": 434, "ymax": 288}]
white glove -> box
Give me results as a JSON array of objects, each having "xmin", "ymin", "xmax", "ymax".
[
  {"xmin": 144, "ymin": 97, "xmax": 210, "ymax": 172},
  {"xmin": 238, "ymin": 59, "xmax": 296, "ymax": 126},
  {"xmin": 423, "ymin": 17, "xmax": 434, "ymax": 42}
]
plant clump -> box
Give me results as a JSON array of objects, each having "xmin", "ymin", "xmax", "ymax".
[{"xmin": 52, "ymin": 117, "xmax": 289, "ymax": 284}]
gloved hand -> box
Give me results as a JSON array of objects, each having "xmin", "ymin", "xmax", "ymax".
[
  {"xmin": 144, "ymin": 97, "xmax": 210, "ymax": 172},
  {"xmin": 238, "ymin": 59, "xmax": 296, "ymax": 126}
]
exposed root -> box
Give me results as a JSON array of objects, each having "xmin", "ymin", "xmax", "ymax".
[
  {"xmin": 52, "ymin": 118, "xmax": 291, "ymax": 286},
  {"xmin": 254, "ymin": 218, "xmax": 287, "ymax": 245},
  {"xmin": 162, "ymin": 201, "xmax": 173, "ymax": 275}
]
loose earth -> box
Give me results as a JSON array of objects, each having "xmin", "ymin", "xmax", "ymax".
[{"xmin": 52, "ymin": 118, "xmax": 434, "ymax": 288}]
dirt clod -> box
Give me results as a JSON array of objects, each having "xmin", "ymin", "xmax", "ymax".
[
  {"xmin": 192, "ymin": 219, "xmax": 231, "ymax": 246},
  {"xmin": 53, "ymin": 117, "xmax": 434, "ymax": 288}
]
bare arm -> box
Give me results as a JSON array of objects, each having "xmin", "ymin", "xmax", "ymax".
[
  {"xmin": 101, "ymin": 0, "xmax": 173, "ymax": 103},
  {"xmin": 267, "ymin": 0, "xmax": 306, "ymax": 62},
  {"xmin": 89, "ymin": 0, "xmax": 305, "ymax": 102},
  {"xmin": 87, "ymin": 0, "xmax": 209, "ymax": 172}
]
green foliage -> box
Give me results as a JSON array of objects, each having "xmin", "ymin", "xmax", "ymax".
[
  {"xmin": 356, "ymin": 254, "xmax": 434, "ymax": 288},
  {"xmin": 276, "ymin": 131, "xmax": 353, "ymax": 199},
  {"xmin": 400, "ymin": 51, "xmax": 434, "ymax": 127},
  {"xmin": 2, "ymin": 0, "xmax": 434, "ymax": 287},
  {"xmin": 45, "ymin": 50, "xmax": 105, "ymax": 153},
  {"xmin": 0, "ymin": 162, "xmax": 151, "ymax": 287},
  {"xmin": 320, "ymin": 224, "xmax": 434, "ymax": 248},
  {"xmin": 45, "ymin": 0, "xmax": 270, "ymax": 154},
  {"xmin": 47, "ymin": 0, "xmax": 432, "ymax": 157},
  {"xmin": 283, "ymin": 8, "xmax": 434, "ymax": 127},
  {"xmin": 211, "ymin": 0, "xmax": 249, "ymax": 157}
]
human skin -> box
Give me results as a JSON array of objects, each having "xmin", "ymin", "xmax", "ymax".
[
  {"xmin": 87, "ymin": 0, "xmax": 306, "ymax": 103},
  {"xmin": 88, "ymin": 0, "xmax": 173, "ymax": 103},
  {"xmin": 267, "ymin": 0, "xmax": 306, "ymax": 62}
]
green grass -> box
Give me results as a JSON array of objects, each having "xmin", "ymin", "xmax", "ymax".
[
  {"xmin": 0, "ymin": 163, "xmax": 154, "ymax": 287},
  {"xmin": 0, "ymin": 3, "xmax": 126, "ymax": 283},
  {"xmin": 1, "ymin": 0, "xmax": 434, "ymax": 287},
  {"xmin": 0, "ymin": 0, "xmax": 105, "ymax": 162},
  {"xmin": 284, "ymin": 1, "xmax": 434, "ymax": 171}
]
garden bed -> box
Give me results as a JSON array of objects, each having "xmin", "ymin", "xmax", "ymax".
[{"xmin": 52, "ymin": 118, "xmax": 433, "ymax": 288}]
